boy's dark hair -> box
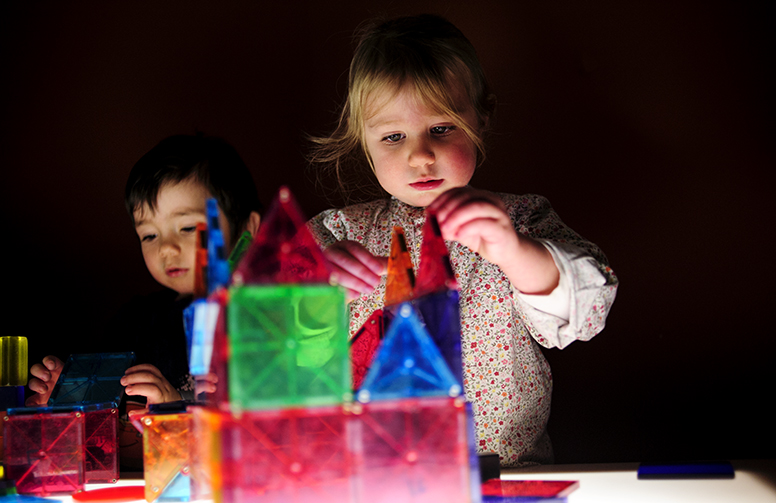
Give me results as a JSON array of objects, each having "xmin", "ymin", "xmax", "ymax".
[{"xmin": 125, "ymin": 134, "xmax": 262, "ymax": 245}]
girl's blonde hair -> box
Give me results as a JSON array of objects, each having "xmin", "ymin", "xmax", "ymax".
[{"xmin": 309, "ymin": 14, "xmax": 496, "ymax": 202}]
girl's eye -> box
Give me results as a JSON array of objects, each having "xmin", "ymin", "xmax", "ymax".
[
  {"xmin": 382, "ymin": 133, "xmax": 405, "ymax": 143},
  {"xmin": 140, "ymin": 234, "xmax": 157, "ymax": 243},
  {"xmin": 431, "ymin": 125, "xmax": 456, "ymax": 135}
]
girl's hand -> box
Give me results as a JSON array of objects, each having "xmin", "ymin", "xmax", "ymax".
[
  {"xmin": 430, "ymin": 187, "xmax": 559, "ymax": 295},
  {"xmin": 26, "ymin": 355, "xmax": 64, "ymax": 406},
  {"xmin": 121, "ymin": 364, "xmax": 182, "ymax": 404},
  {"xmin": 429, "ymin": 187, "xmax": 519, "ymax": 268},
  {"xmin": 324, "ymin": 240, "xmax": 387, "ymax": 302}
]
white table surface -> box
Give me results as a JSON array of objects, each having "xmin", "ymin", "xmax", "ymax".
[
  {"xmin": 37, "ymin": 459, "xmax": 776, "ymax": 502},
  {"xmin": 502, "ymin": 460, "xmax": 776, "ymax": 503}
]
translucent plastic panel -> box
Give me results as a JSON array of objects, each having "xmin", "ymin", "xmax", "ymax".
[
  {"xmin": 358, "ymin": 304, "xmax": 460, "ymax": 403},
  {"xmin": 228, "ymin": 285, "xmax": 350, "ymax": 410},
  {"xmin": 233, "ymin": 187, "xmax": 331, "ymax": 285}
]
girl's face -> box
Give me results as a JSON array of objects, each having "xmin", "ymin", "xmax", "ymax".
[{"xmin": 363, "ymin": 85, "xmax": 478, "ymax": 208}]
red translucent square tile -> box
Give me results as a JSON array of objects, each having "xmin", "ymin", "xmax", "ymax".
[
  {"xmin": 353, "ymin": 397, "xmax": 470, "ymax": 503},
  {"xmin": 3, "ymin": 410, "xmax": 85, "ymax": 496},
  {"xmin": 218, "ymin": 406, "xmax": 354, "ymax": 503}
]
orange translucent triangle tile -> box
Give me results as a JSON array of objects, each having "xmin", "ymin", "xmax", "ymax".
[
  {"xmin": 233, "ymin": 186, "xmax": 331, "ymax": 284},
  {"xmin": 194, "ymin": 222, "xmax": 208, "ymax": 298},
  {"xmin": 385, "ymin": 226, "xmax": 415, "ymax": 307},
  {"xmin": 414, "ymin": 211, "xmax": 458, "ymax": 298}
]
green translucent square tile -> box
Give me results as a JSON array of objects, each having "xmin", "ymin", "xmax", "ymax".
[{"xmin": 228, "ymin": 285, "xmax": 351, "ymax": 410}]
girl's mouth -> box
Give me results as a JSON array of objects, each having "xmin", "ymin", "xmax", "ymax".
[{"xmin": 410, "ymin": 179, "xmax": 443, "ymax": 191}]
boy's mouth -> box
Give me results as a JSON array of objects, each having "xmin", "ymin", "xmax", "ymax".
[
  {"xmin": 410, "ymin": 179, "xmax": 443, "ymax": 191},
  {"xmin": 166, "ymin": 267, "xmax": 189, "ymax": 278}
]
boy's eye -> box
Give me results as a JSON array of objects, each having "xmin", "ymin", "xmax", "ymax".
[
  {"xmin": 382, "ymin": 133, "xmax": 405, "ymax": 143},
  {"xmin": 140, "ymin": 234, "xmax": 157, "ymax": 243},
  {"xmin": 430, "ymin": 125, "xmax": 456, "ymax": 135},
  {"xmin": 181, "ymin": 226, "xmax": 197, "ymax": 233}
]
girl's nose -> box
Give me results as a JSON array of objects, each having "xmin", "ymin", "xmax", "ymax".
[{"xmin": 408, "ymin": 138, "xmax": 435, "ymax": 169}]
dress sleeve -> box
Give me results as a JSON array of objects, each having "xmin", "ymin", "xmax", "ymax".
[
  {"xmin": 504, "ymin": 193, "xmax": 618, "ymax": 349},
  {"xmin": 307, "ymin": 209, "xmax": 340, "ymax": 249}
]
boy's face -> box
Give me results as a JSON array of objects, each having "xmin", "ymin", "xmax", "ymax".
[{"xmin": 133, "ymin": 178, "xmax": 231, "ymax": 295}]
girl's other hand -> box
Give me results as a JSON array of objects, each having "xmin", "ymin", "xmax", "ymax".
[
  {"xmin": 121, "ymin": 364, "xmax": 182, "ymax": 404},
  {"xmin": 324, "ymin": 240, "xmax": 387, "ymax": 302}
]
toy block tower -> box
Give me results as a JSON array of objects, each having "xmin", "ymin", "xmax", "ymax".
[
  {"xmin": 180, "ymin": 189, "xmax": 480, "ymax": 503},
  {"xmin": 4, "ymin": 352, "xmax": 134, "ymax": 495},
  {"xmin": 227, "ymin": 187, "xmax": 350, "ymax": 411},
  {"xmin": 203, "ymin": 186, "xmax": 353, "ymax": 503},
  {"xmin": 348, "ymin": 212, "xmax": 478, "ymax": 503}
]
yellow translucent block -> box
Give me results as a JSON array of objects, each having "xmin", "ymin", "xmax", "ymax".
[{"xmin": 0, "ymin": 336, "xmax": 28, "ymax": 386}]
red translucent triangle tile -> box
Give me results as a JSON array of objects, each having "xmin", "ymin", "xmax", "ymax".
[
  {"xmin": 233, "ymin": 186, "xmax": 331, "ymax": 285},
  {"xmin": 194, "ymin": 222, "xmax": 208, "ymax": 298},
  {"xmin": 414, "ymin": 211, "xmax": 458, "ymax": 298},
  {"xmin": 350, "ymin": 309, "xmax": 384, "ymax": 391},
  {"xmin": 385, "ymin": 226, "xmax": 415, "ymax": 307}
]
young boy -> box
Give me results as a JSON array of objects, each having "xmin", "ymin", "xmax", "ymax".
[{"xmin": 26, "ymin": 134, "xmax": 262, "ymax": 406}]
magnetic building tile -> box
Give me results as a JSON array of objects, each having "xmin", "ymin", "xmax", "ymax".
[
  {"xmin": 233, "ymin": 187, "xmax": 331, "ymax": 285},
  {"xmin": 358, "ymin": 303, "xmax": 460, "ymax": 403},
  {"xmin": 352, "ymin": 397, "xmax": 471, "ymax": 503},
  {"xmin": 217, "ymin": 406, "xmax": 354, "ymax": 503},
  {"xmin": 3, "ymin": 410, "xmax": 85, "ymax": 496},
  {"xmin": 228, "ymin": 285, "xmax": 350, "ymax": 410}
]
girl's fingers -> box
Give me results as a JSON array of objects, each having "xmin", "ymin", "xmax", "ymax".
[
  {"xmin": 431, "ymin": 187, "xmax": 504, "ymax": 225},
  {"xmin": 329, "ymin": 263, "xmax": 379, "ymax": 296},
  {"xmin": 325, "ymin": 241, "xmax": 386, "ymax": 292},
  {"xmin": 340, "ymin": 241, "xmax": 388, "ymax": 276},
  {"xmin": 440, "ymin": 200, "xmax": 509, "ymax": 240}
]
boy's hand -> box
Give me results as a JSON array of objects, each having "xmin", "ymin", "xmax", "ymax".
[
  {"xmin": 195, "ymin": 372, "xmax": 219, "ymax": 395},
  {"xmin": 430, "ymin": 187, "xmax": 559, "ymax": 295},
  {"xmin": 121, "ymin": 364, "xmax": 182, "ymax": 404},
  {"xmin": 324, "ymin": 240, "xmax": 387, "ymax": 302},
  {"xmin": 26, "ymin": 355, "xmax": 64, "ymax": 406}
]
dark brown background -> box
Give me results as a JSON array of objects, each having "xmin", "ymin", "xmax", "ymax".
[{"xmin": 2, "ymin": 1, "xmax": 773, "ymax": 463}]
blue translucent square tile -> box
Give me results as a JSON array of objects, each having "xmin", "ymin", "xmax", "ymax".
[{"xmin": 49, "ymin": 352, "xmax": 135, "ymax": 407}]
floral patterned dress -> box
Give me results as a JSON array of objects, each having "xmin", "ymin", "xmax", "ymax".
[{"xmin": 308, "ymin": 192, "xmax": 618, "ymax": 466}]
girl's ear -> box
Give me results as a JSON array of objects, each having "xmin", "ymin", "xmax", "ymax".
[{"xmin": 245, "ymin": 211, "xmax": 261, "ymax": 237}]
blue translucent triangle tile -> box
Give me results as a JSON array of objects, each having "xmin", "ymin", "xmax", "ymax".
[
  {"xmin": 206, "ymin": 199, "xmax": 230, "ymax": 295},
  {"xmin": 357, "ymin": 303, "xmax": 461, "ymax": 402},
  {"xmin": 413, "ymin": 290, "xmax": 463, "ymax": 387},
  {"xmin": 465, "ymin": 402, "xmax": 483, "ymax": 502},
  {"xmin": 158, "ymin": 469, "xmax": 191, "ymax": 502},
  {"xmin": 187, "ymin": 298, "xmax": 220, "ymax": 376},
  {"xmin": 49, "ymin": 352, "xmax": 135, "ymax": 407}
]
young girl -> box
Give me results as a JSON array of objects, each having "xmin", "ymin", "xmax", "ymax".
[{"xmin": 308, "ymin": 14, "xmax": 617, "ymax": 467}]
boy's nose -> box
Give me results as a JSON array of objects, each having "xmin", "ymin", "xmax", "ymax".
[{"xmin": 159, "ymin": 238, "xmax": 181, "ymax": 257}]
